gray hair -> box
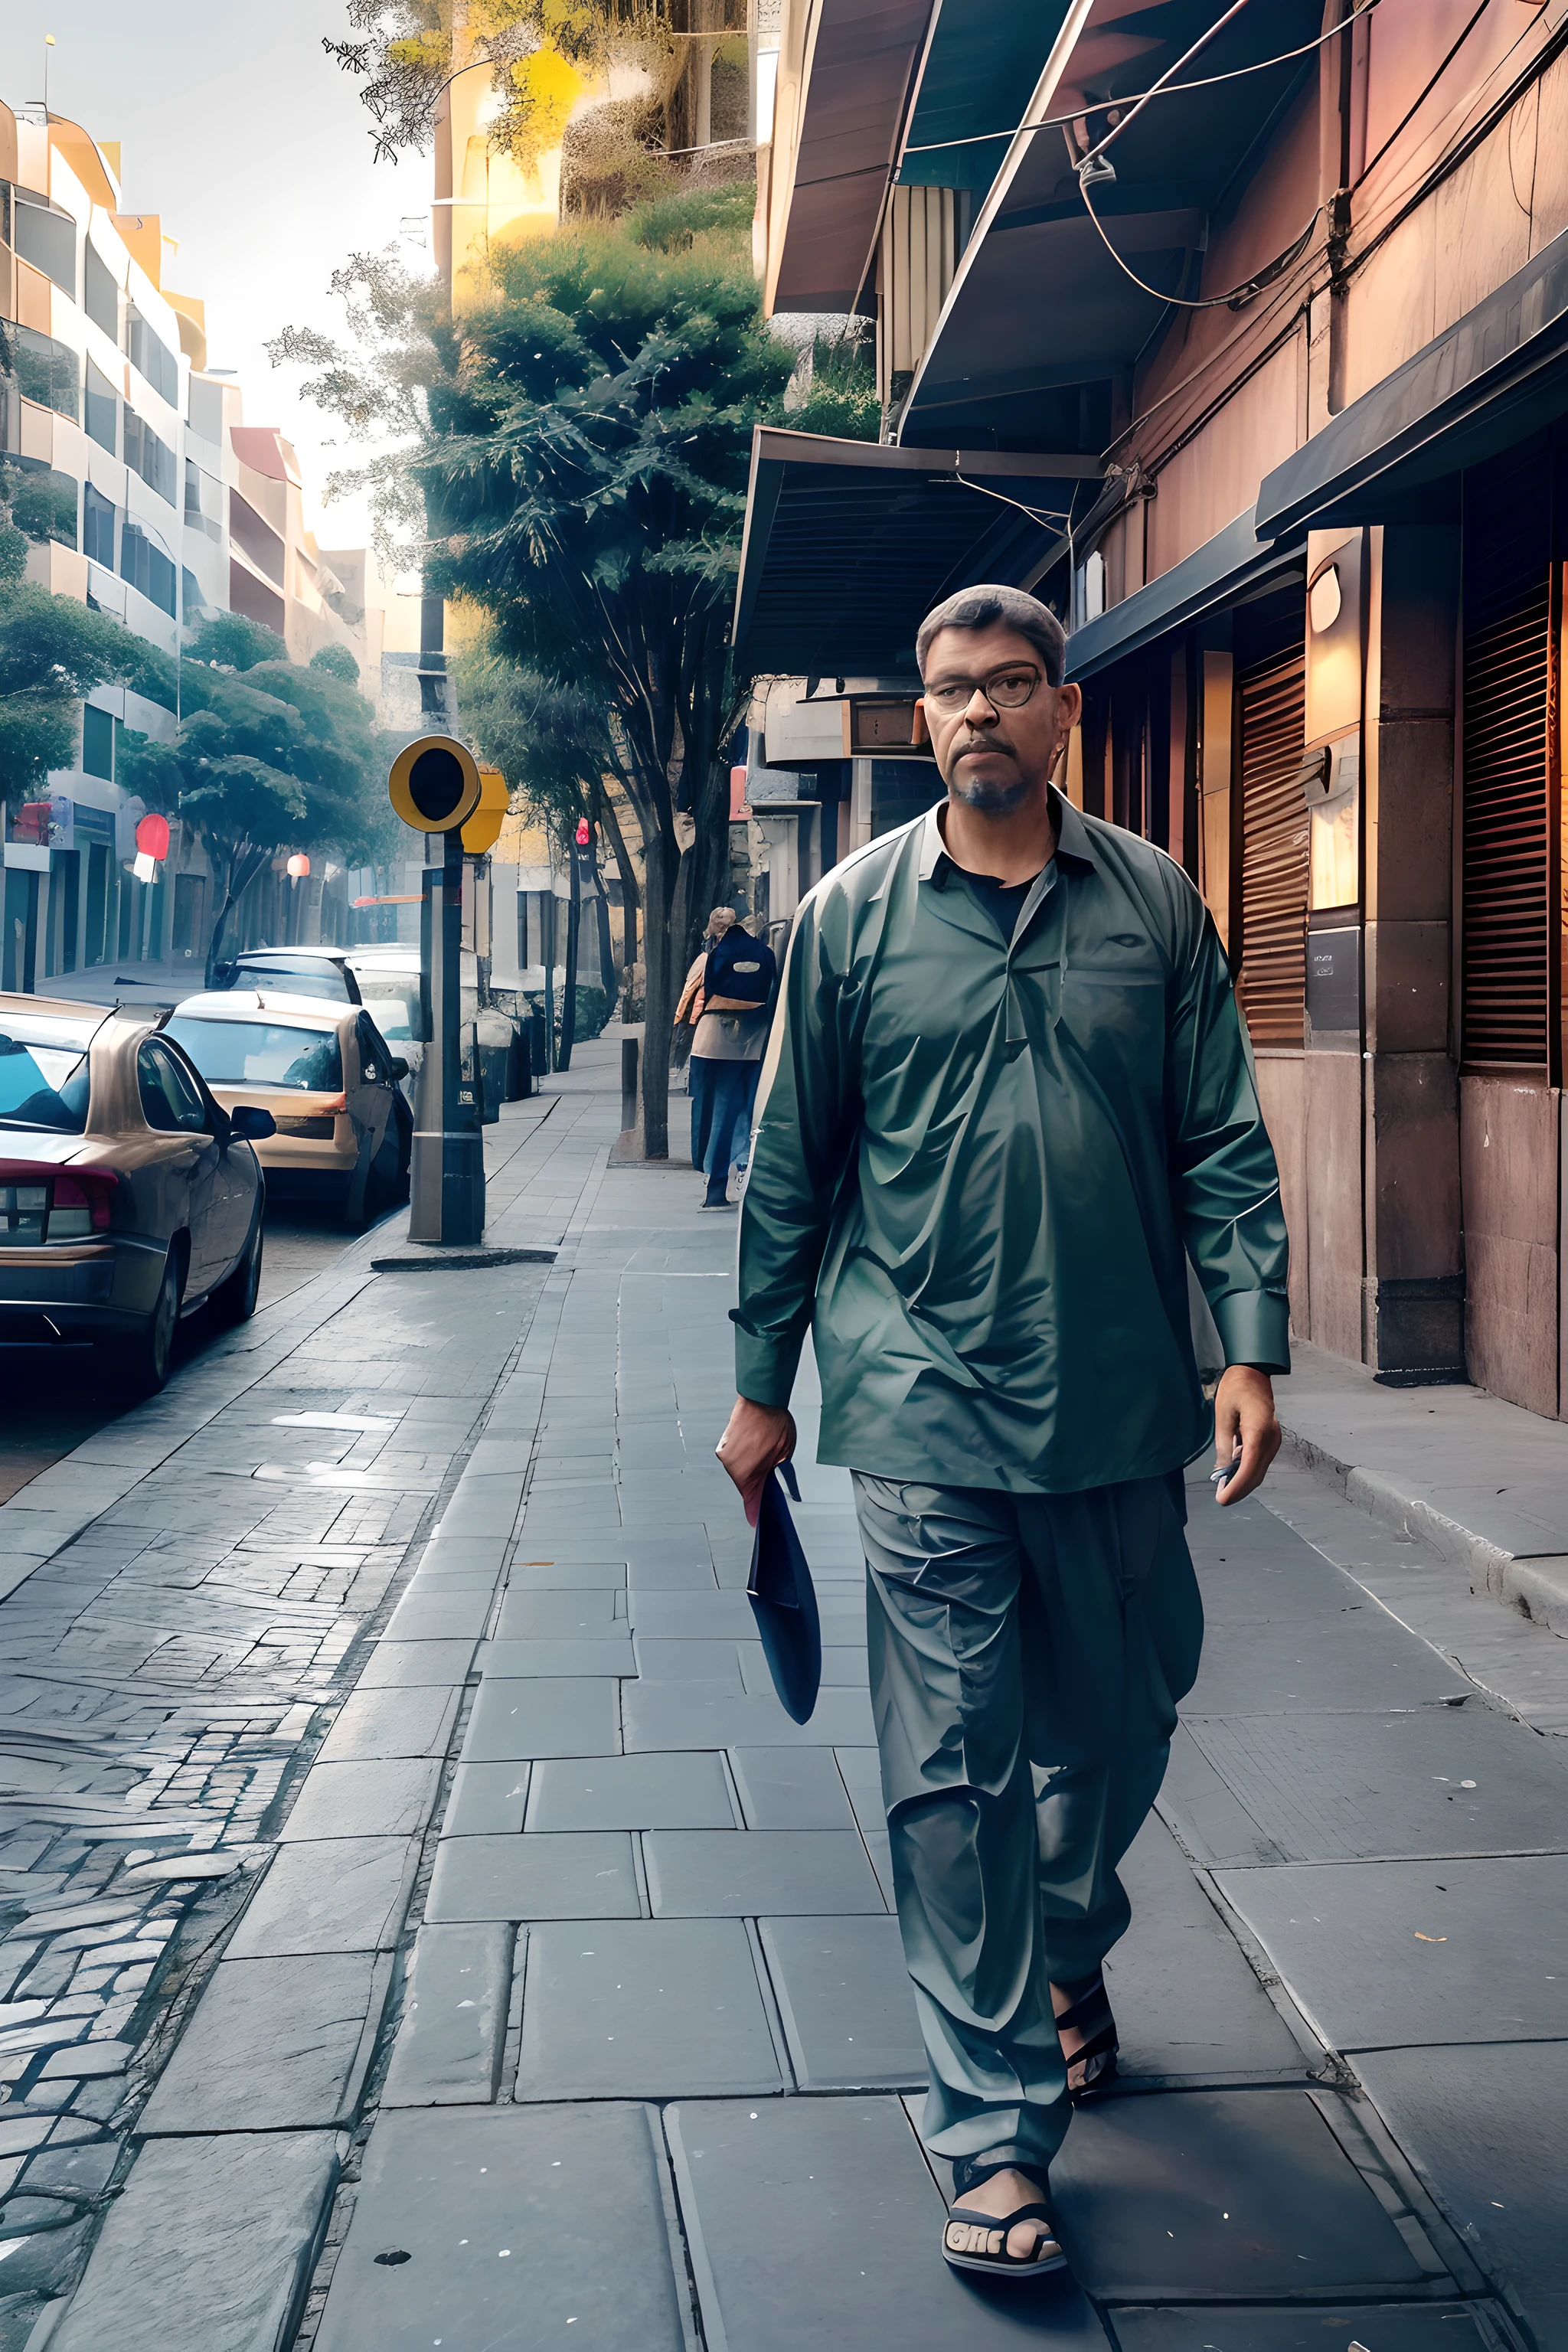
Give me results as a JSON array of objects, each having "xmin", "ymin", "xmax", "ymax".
[
  {"xmin": 707, "ymin": 906, "xmax": 737, "ymax": 932},
  {"xmin": 916, "ymin": 583, "xmax": 1067, "ymax": 687}
]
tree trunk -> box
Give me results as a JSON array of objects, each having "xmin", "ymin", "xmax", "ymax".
[
  {"xmin": 558, "ymin": 851, "xmax": 581, "ymax": 1071},
  {"xmin": 639, "ymin": 826, "xmax": 680, "ymax": 1158}
]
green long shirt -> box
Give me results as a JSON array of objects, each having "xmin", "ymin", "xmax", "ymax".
[{"xmin": 733, "ymin": 791, "xmax": 1289, "ymax": 1493}]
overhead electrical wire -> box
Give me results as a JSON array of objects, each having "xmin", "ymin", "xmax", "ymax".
[{"xmin": 900, "ymin": 0, "xmax": 1383, "ymax": 162}]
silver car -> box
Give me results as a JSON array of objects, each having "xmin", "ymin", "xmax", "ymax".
[{"xmin": 0, "ymin": 993, "xmax": 274, "ymax": 1391}]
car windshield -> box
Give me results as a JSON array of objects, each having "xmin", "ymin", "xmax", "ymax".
[
  {"xmin": 0, "ymin": 1018, "xmax": 93, "ymax": 1132},
  {"xmin": 217, "ymin": 959, "xmax": 351, "ymax": 1001},
  {"xmin": 164, "ymin": 1017, "xmax": 343, "ymax": 1093},
  {"xmin": 360, "ymin": 988, "xmax": 419, "ymax": 1042}
]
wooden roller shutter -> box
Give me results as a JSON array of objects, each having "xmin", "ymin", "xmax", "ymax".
[
  {"xmin": 1236, "ymin": 646, "xmax": 1308, "ymax": 1047},
  {"xmin": 1460, "ymin": 445, "xmax": 1555, "ymax": 1069}
]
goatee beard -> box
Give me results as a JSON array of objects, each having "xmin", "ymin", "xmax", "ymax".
[{"xmin": 951, "ymin": 770, "xmax": 1031, "ymax": 812}]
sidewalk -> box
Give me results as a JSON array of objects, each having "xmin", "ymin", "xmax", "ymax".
[
  {"xmin": 7, "ymin": 1029, "xmax": 1567, "ymax": 2352},
  {"xmin": 1276, "ymin": 1344, "xmax": 1568, "ymax": 1645}
]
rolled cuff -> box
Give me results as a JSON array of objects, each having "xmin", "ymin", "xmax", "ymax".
[
  {"xmin": 1211, "ymin": 1287, "xmax": 1291, "ymax": 1374},
  {"xmin": 733, "ymin": 1320, "xmax": 807, "ymax": 1409}
]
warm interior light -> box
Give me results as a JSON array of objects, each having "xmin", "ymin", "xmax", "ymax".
[
  {"xmin": 287, "ymin": 853, "xmax": 311, "ymax": 880},
  {"xmin": 1309, "ymin": 564, "xmax": 1343, "ymax": 633}
]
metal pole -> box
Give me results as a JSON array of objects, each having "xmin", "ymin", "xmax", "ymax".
[{"xmin": 408, "ymin": 822, "xmax": 485, "ymax": 1243}]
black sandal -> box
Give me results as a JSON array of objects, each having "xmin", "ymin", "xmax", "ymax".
[
  {"xmin": 1054, "ymin": 1972, "xmax": 1119, "ymax": 2102},
  {"xmin": 942, "ymin": 2199, "xmax": 1067, "ymax": 2278}
]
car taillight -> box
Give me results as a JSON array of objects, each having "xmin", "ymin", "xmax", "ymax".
[{"xmin": 0, "ymin": 1162, "xmax": 117, "ymax": 1243}]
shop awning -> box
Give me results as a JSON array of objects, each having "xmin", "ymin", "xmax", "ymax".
[
  {"xmin": 1256, "ymin": 223, "xmax": 1568, "ymax": 539},
  {"xmin": 1064, "ymin": 504, "xmax": 1305, "ymax": 682},
  {"xmin": 733, "ymin": 429, "xmax": 1103, "ymax": 678},
  {"xmin": 769, "ymin": 0, "xmax": 932, "ymax": 315}
]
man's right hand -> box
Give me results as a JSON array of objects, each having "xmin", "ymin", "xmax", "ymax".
[{"xmin": 717, "ymin": 1396, "xmax": 796, "ymax": 1527}]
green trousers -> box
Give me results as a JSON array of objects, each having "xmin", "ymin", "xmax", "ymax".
[{"xmin": 852, "ymin": 1470, "xmax": 1204, "ymax": 2177}]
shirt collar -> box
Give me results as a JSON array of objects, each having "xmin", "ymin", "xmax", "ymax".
[{"xmin": 918, "ymin": 786, "xmax": 1100, "ymax": 885}]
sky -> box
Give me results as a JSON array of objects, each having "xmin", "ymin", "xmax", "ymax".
[{"xmin": 0, "ymin": 0, "xmax": 432, "ymax": 549}]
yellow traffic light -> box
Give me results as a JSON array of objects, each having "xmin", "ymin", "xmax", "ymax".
[
  {"xmin": 461, "ymin": 764, "xmax": 509, "ymax": 855},
  {"xmin": 388, "ymin": 736, "xmax": 482, "ymax": 833}
]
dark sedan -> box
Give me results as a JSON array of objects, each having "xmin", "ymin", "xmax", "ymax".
[{"xmin": 0, "ymin": 993, "xmax": 275, "ymax": 1391}]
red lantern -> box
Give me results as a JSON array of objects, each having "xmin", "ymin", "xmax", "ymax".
[
  {"xmin": 135, "ymin": 812, "xmax": 170, "ymax": 861},
  {"xmin": 574, "ymin": 818, "xmax": 591, "ymax": 847},
  {"xmin": 286, "ymin": 853, "xmax": 311, "ymax": 880}
]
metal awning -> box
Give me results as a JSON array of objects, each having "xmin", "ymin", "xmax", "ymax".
[
  {"xmin": 769, "ymin": 0, "xmax": 932, "ymax": 315},
  {"xmin": 1256, "ymin": 222, "xmax": 1568, "ymax": 540},
  {"xmin": 733, "ymin": 430, "xmax": 1102, "ymax": 678},
  {"xmin": 897, "ymin": 2, "xmax": 1076, "ymax": 201},
  {"xmin": 1064, "ymin": 504, "xmax": 1305, "ymax": 682},
  {"xmin": 900, "ymin": 0, "xmax": 1324, "ymax": 447}
]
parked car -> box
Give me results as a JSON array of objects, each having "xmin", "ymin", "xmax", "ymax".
[
  {"xmin": 210, "ymin": 948, "xmax": 364, "ymax": 1004},
  {"xmin": 344, "ymin": 950, "xmax": 426, "ymax": 1106},
  {"xmin": 0, "ymin": 991, "xmax": 274, "ymax": 1391},
  {"xmin": 164, "ymin": 991, "xmax": 411, "ymax": 1226}
]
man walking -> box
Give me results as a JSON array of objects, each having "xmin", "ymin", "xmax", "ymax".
[{"xmin": 717, "ymin": 585, "xmax": 1287, "ymax": 2278}]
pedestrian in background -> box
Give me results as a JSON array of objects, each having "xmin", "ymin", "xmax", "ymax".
[
  {"xmin": 717, "ymin": 583, "xmax": 1285, "ymax": 2281},
  {"xmin": 693, "ymin": 917, "xmax": 777, "ymax": 1210},
  {"xmin": 675, "ymin": 907, "xmax": 737, "ymax": 1176}
]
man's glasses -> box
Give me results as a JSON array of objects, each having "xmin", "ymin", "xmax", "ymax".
[{"xmin": 923, "ymin": 665, "xmax": 1043, "ymax": 714}]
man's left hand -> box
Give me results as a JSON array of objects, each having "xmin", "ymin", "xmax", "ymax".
[{"xmin": 1213, "ymin": 1364, "xmax": 1281, "ymax": 1505}]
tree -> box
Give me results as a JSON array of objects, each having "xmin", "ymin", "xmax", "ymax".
[
  {"xmin": 0, "ymin": 479, "xmax": 176, "ymax": 801},
  {"xmin": 115, "ymin": 615, "xmax": 387, "ymax": 979}
]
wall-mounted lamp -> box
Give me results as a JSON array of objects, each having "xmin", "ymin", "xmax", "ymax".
[
  {"xmin": 1308, "ymin": 561, "xmax": 1343, "ymax": 634},
  {"xmin": 286, "ymin": 853, "xmax": 310, "ymax": 880}
]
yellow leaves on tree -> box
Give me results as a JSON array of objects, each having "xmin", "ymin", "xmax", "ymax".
[{"xmin": 503, "ymin": 45, "xmax": 588, "ymax": 172}]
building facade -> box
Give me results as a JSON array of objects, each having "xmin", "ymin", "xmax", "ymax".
[
  {"xmin": 737, "ymin": 0, "xmax": 1568, "ymax": 1423},
  {"xmin": 2, "ymin": 96, "xmax": 387, "ymax": 993}
]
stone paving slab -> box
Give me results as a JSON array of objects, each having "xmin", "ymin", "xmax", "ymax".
[
  {"xmin": 311, "ymin": 2103, "xmax": 691, "ymax": 2352},
  {"xmin": 379, "ymin": 1922, "xmax": 513, "ymax": 2109},
  {"xmin": 758, "ymin": 1916, "xmax": 923, "ymax": 2089},
  {"xmin": 525, "ymin": 1752, "xmax": 737, "ymax": 1830},
  {"xmin": 423, "ymin": 1831, "xmax": 639, "ymax": 1923},
  {"xmin": 1215, "ymin": 1854, "xmax": 1568, "ymax": 2053},
  {"xmin": 622, "ymin": 1681, "xmax": 877, "ymax": 1750},
  {"xmin": 317, "ymin": 1684, "xmax": 460, "ymax": 1762},
  {"xmin": 517, "ymin": 1919, "xmax": 783, "ymax": 2099},
  {"xmin": 137, "ymin": 1952, "xmax": 392, "ymax": 2135},
  {"xmin": 667, "ymin": 2094, "xmax": 1111, "ymax": 2349},
  {"xmin": 277, "ymin": 1758, "xmax": 443, "ymax": 1843},
  {"xmin": 1107, "ymin": 2305, "xmax": 1501, "ymax": 2350},
  {"xmin": 51, "ymin": 2128, "xmax": 342, "ymax": 2352},
  {"xmin": 727, "ymin": 1746, "xmax": 859, "ymax": 1831},
  {"xmin": 1354, "ymin": 2042, "xmax": 1568, "ymax": 2348},
  {"xmin": 1176, "ymin": 1709, "xmax": 1568, "ymax": 1864},
  {"xmin": 227, "ymin": 1838, "xmax": 420, "ymax": 1960},
  {"xmin": 643, "ymin": 1828, "xmax": 888, "ymax": 1917},
  {"xmin": 1048, "ymin": 2089, "xmax": 1445, "ymax": 2301},
  {"xmin": 352, "ymin": 1638, "xmax": 477, "ymax": 1688},
  {"xmin": 461, "ymin": 1676, "xmax": 622, "ymax": 1761},
  {"xmin": 443, "ymin": 1761, "xmax": 531, "ymax": 1836}
]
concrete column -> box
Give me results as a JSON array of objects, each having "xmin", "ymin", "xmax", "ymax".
[{"xmin": 1361, "ymin": 523, "xmax": 1463, "ymax": 1378}]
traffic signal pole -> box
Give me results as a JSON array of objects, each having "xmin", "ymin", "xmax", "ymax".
[
  {"xmin": 387, "ymin": 735, "xmax": 505, "ymax": 1249},
  {"xmin": 410, "ymin": 821, "xmax": 485, "ymax": 1244}
]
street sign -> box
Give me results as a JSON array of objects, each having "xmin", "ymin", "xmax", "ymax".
[
  {"xmin": 389, "ymin": 735, "xmax": 482, "ymax": 834},
  {"xmin": 460, "ymin": 765, "xmax": 509, "ymax": 856}
]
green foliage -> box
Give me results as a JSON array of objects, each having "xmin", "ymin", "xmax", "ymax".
[
  {"xmin": 626, "ymin": 181, "xmax": 755, "ymax": 254},
  {"xmin": 310, "ymin": 642, "xmax": 361, "ymax": 685},
  {"xmin": 0, "ymin": 487, "xmax": 167, "ymax": 798},
  {"xmin": 3, "ymin": 464, "xmax": 78, "ymax": 550},
  {"xmin": 788, "ymin": 325, "xmax": 880, "ymax": 442},
  {"xmin": 186, "ymin": 611, "xmax": 288, "ymax": 673}
]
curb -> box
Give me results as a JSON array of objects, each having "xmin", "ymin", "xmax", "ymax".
[{"xmin": 1276, "ymin": 1422, "xmax": 1568, "ymax": 1640}]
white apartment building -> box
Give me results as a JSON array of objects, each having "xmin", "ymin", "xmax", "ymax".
[{"xmin": 2, "ymin": 98, "xmax": 385, "ymax": 993}]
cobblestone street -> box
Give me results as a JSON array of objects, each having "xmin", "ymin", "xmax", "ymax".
[{"xmin": 0, "ymin": 1041, "xmax": 1565, "ymax": 2351}]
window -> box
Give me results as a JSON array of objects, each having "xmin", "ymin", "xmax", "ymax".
[
  {"xmin": 120, "ymin": 521, "xmax": 177, "ymax": 617},
  {"xmin": 84, "ymin": 359, "xmax": 118, "ymax": 455},
  {"xmin": 124, "ymin": 410, "xmax": 177, "ymax": 505},
  {"xmin": 12, "ymin": 192, "xmax": 76, "ymax": 294},
  {"xmin": 137, "ymin": 1040, "xmax": 210, "ymax": 1134},
  {"xmin": 83, "ymin": 484, "xmax": 116, "ymax": 568},
  {"xmin": 230, "ymin": 489, "xmax": 286, "ymax": 585},
  {"xmin": 184, "ymin": 459, "xmax": 222, "ymax": 540},
  {"xmin": 125, "ymin": 308, "xmax": 178, "ymax": 406},
  {"xmin": 164, "ymin": 1018, "xmax": 344, "ymax": 1093},
  {"xmin": 10, "ymin": 326, "xmax": 78, "ymax": 423},
  {"xmin": 181, "ymin": 566, "xmax": 211, "ymax": 624},
  {"xmin": 83, "ymin": 242, "xmax": 119, "ymax": 340},
  {"xmin": 5, "ymin": 461, "xmax": 79, "ymax": 550},
  {"xmin": 0, "ymin": 1014, "xmax": 93, "ymax": 1134},
  {"xmin": 82, "ymin": 704, "xmax": 115, "ymax": 781}
]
